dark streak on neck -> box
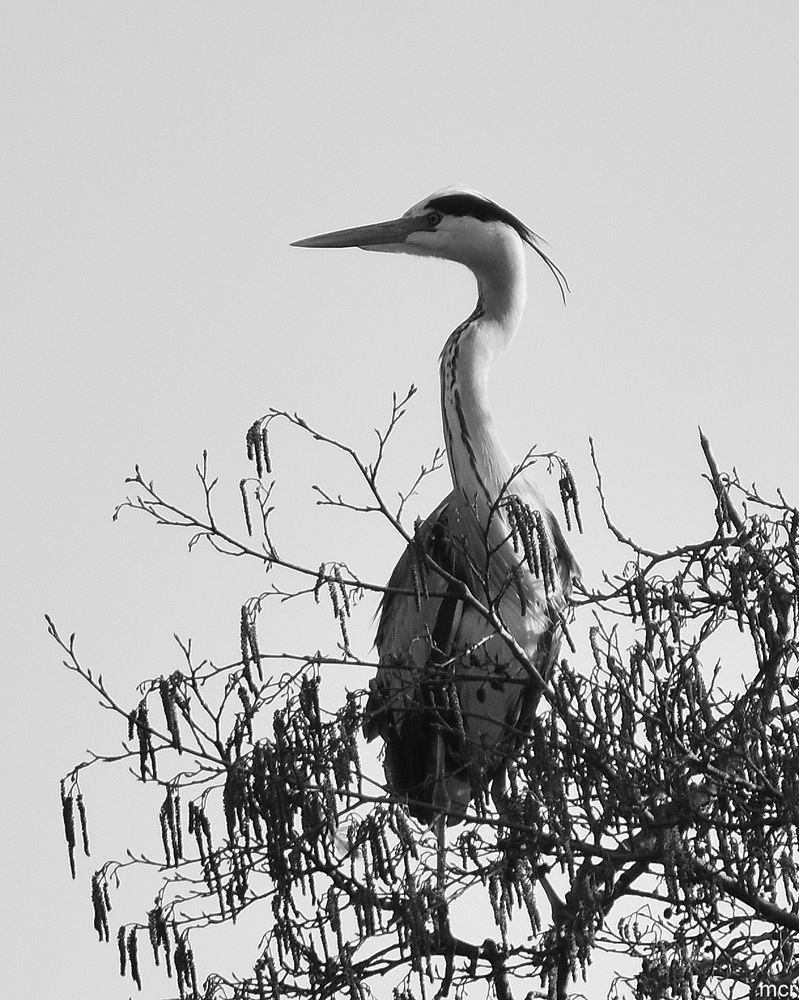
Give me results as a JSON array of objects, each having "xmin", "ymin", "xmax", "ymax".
[{"xmin": 440, "ymin": 300, "xmax": 492, "ymax": 507}]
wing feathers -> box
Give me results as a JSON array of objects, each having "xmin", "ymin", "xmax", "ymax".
[{"xmin": 366, "ymin": 490, "xmax": 578, "ymax": 823}]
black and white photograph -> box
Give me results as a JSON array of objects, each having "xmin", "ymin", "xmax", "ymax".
[{"xmin": 5, "ymin": 5, "xmax": 799, "ymax": 998}]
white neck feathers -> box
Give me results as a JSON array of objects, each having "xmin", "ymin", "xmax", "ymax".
[{"xmin": 440, "ymin": 233, "xmax": 527, "ymax": 508}]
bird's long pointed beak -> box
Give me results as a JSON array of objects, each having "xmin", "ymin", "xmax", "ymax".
[{"xmin": 291, "ymin": 215, "xmax": 423, "ymax": 249}]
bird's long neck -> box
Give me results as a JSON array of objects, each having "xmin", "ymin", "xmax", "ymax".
[{"xmin": 440, "ymin": 239, "xmax": 527, "ymax": 509}]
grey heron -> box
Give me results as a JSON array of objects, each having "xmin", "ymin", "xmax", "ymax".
[{"xmin": 292, "ymin": 188, "xmax": 579, "ymax": 824}]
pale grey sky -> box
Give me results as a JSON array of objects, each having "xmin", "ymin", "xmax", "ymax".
[{"xmin": 3, "ymin": 4, "xmax": 798, "ymax": 997}]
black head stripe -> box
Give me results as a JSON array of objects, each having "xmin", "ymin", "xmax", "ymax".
[
  {"xmin": 425, "ymin": 192, "xmax": 570, "ymax": 302},
  {"xmin": 424, "ymin": 193, "xmax": 533, "ymax": 241}
]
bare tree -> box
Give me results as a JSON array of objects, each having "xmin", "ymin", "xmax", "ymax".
[{"xmin": 53, "ymin": 390, "xmax": 799, "ymax": 999}]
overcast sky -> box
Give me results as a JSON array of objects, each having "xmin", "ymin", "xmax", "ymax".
[{"xmin": 3, "ymin": 4, "xmax": 798, "ymax": 997}]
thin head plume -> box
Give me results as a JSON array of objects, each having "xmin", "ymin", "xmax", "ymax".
[{"xmin": 521, "ymin": 228, "xmax": 570, "ymax": 305}]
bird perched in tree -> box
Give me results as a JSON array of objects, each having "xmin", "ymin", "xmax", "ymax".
[{"xmin": 292, "ymin": 188, "xmax": 579, "ymax": 824}]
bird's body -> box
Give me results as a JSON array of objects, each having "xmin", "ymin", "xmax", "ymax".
[{"xmin": 293, "ymin": 188, "xmax": 579, "ymax": 823}]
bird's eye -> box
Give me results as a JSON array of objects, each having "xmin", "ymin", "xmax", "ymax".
[{"xmin": 426, "ymin": 211, "xmax": 443, "ymax": 228}]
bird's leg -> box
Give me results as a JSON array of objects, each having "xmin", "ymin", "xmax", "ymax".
[
  {"xmin": 490, "ymin": 767, "xmax": 511, "ymax": 819},
  {"xmin": 433, "ymin": 723, "xmax": 447, "ymax": 895},
  {"xmin": 436, "ymin": 810, "xmax": 446, "ymax": 897}
]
